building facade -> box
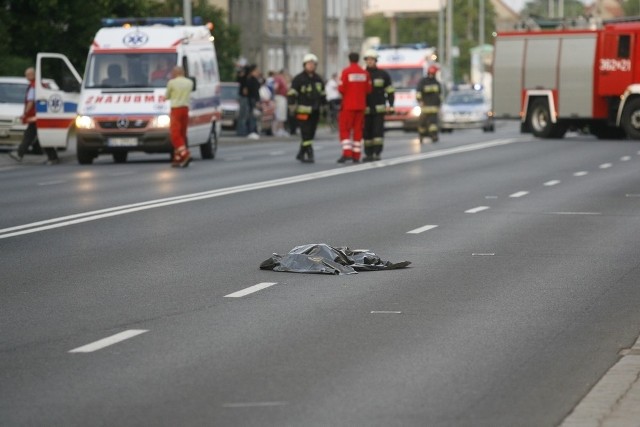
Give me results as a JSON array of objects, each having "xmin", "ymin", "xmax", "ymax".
[{"xmin": 223, "ymin": 0, "xmax": 365, "ymax": 79}]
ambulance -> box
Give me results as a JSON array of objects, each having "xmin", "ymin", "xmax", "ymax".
[
  {"xmin": 373, "ymin": 43, "xmax": 437, "ymax": 131},
  {"xmin": 35, "ymin": 17, "xmax": 221, "ymax": 164}
]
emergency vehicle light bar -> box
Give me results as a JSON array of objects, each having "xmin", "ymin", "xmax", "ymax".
[
  {"xmin": 100, "ymin": 16, "xmax": 204, "ymax": 27},
  {"xmin": 375, "ymin": 43, "xmax": 429, "ymax": 51}
]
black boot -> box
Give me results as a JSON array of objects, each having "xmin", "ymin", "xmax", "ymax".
[
  {"xmin": 302, "ymin": 146, "xmax": 314, "ymax": 163},
  {"xmin": 296, "ymin": 146, "xmax": 305, "ymax": 162}
]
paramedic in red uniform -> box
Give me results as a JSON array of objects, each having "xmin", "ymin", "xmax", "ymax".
[
  {"xmin": 337, "ymin": 52, "xmax": 371, "ymax": 163},
  {"xmin": 165, "ymin": 66, "xmax": 193, "ymax": 168}
]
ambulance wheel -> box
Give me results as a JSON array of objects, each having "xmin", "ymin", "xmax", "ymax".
[
  {"xmin": 112, "ymin": 152, "xmax": 128, "ymax": 163},
  {"xmin": 200, "ymin": 123, "xmax": 218, "ymax": 159},
  {"xmin": 529, "ymin": 99, "xmax": 566, "ymax": 139},
  {"xmin": 77, "ymin": 148, "xmax": 95, "ymax": 165},
  {"xmin": 622, "ymin": 98, "xmax": 640, "ymax": 140}
]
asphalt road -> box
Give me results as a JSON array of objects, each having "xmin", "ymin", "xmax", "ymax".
[{"xmin": 2, "ymin": 123, "xmax": 640, "ymax": 426}]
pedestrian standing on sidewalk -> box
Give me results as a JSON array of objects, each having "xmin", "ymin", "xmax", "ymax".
[
  {"xmin": 245, "ymin": 65, "xmax": 262, "ymax": 140},
  {"xmin": 325, "ymin": 72, "xmax": 341, "ymax": 132},
  {"xmin": 9, "ymin": 67, "xmax": 59, "ymax": 165},
  {"xmin": 165, "ymin": 66, "xmax": 193, "ymax": 168},
  {"xmin": 337, "ymin": 52, "xmax": 371, "ymax": 163},
  {"xmin": 287, "ymin": 53, "xmax": 326, "ymax": 163},
  {"xmin": 272, "ymin": 70, "xmax": 289, "ymax": 137}
]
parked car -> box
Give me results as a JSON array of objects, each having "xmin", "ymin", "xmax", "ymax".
[
  {"xmin": 439, "ymin": 89, "xmax": 494, "ymax": 132},
  {"xmin": 219, "ymin": 81, "xmax": 275, "ymax": 135},
  {"xmin": 0, "ymin": 77, "xmax": 28, "ymax": 147},
  {"xmin": 220, "ymin": 82, "xmax": 239, "ymax": 130}
]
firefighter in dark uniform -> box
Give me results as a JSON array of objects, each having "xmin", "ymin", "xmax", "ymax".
[
  {"xmin": 362, "ymin": 49, "xmax": 395, "ymax": 162},
  {"xmin": 416, "ymin": 65, "xmax": 442, "ymax": 143},
  {"xmin": 287, "ymin": 53, "xmax": 326, "ymax": 163}
]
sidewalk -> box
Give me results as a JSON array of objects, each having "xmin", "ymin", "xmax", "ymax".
[{"xmin": 560, "ymin": 334, "xmax": 640, "ymax": 427}]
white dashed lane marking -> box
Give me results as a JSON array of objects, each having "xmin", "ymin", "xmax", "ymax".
[
  {"xmin": 224, "ymin": 282, "xmax": 278, "ymax": 298},
  {"xmin": 544, "ymin": 180, "xmax": 561, "ymax": 187},
  {"xmin": 574, "ymin": 171, "xmax": 588, "ymax": 177},
  {"xmin": 621, "ymin": 156, "xmax": 631, "ymax": 161},
  {"xmin": 37, "ymin": 180, "xmax": 66, "ymax": 186},
  {"xmin": 407, "ymin": 224, "xmax": 438, "ymax": 234},
  {"xmin": 509, "ymin": 191, "xmax": 529, "ymax": 198},
  {"xmin": 549, "ymin": 212, "xmax": 601, "ymax": 215},
  {"xmin": 465, "ymin": 206, "xmax": 490, "ymax": 213},
  {"xmin": 599, "ymin": 163, "xmax": 612, "ymax": 169},
  {"xmin": 69, "ymin": 329, "xmax": 148, "ymax": 353}
]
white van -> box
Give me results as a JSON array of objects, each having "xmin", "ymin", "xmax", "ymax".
[{"xmin": 35, "ymin": 17, "xmax": 221, "ymax": 164}]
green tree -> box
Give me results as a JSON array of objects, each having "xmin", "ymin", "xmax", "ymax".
[
  {"xmin": 365, "ymin": 0, "xmax": 495, "ymax": 83},
  {"xmin": 150, "ymin": 0, "xmax": 241, "ymax": 81},
  {"xmin": 522, "ymin": 0, "xmax": 586, "ymax": 19},
  {"xmin": 623, "ymin": 0, "xmax": 640, "ymax": 16},
  {"xmin": 0, "ymin": 0, "xmax": 150, "ymax": 75},
  {"xmin": 0, "ymin": 0, "xmax": 240, "ymax": 81}
]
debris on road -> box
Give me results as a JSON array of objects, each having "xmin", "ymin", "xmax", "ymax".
[{"xmin": 259, "ymin": 243, "xmax": 411, "ymax": 275}]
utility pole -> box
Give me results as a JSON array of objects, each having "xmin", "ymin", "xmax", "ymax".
[
  {"xmin": 183, "ymin": 0, "xmax": 192, "ymax": 25},
  {"xmin": 283, "ymin": 0, "xmax": 289, "ymax": 72},
  {"xmin": 446, "ymin": 0, "xmax": 453, "ymax": 89},
  {"xmin": 338, "ymin": 1, "xmax": 348, "ymax": 70},
  {"xmin": 479, "ymin": 0, "xmax": 485, "ymax": 47},
  {"xmin": 438, "ymin": 0, "xmax": 444, "ymax": 66}
]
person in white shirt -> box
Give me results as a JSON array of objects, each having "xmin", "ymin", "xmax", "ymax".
[{"xmin": 325, "ymin": 73, "xmax": 341, "ymax": 132}]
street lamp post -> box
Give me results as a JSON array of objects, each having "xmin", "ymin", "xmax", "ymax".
[{"xmin": 183, "ymin": 0, "xmax": 192, "ymax": 25}]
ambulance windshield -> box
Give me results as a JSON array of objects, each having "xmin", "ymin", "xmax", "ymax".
[
  {"xmin": 85, "ymin": 53, "xmax": 178, "ymax": 89},
  {"xmin": 384, "ymin": 68, "xmax": 424, "ymax": 90}
]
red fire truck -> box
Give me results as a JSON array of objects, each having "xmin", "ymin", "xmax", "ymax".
[{"xmin": 493, "ymin": 18, "xmax": 640, "ymax": 139}]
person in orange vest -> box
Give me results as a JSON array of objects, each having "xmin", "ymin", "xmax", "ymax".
[{"xmin": 337, "ymin": 52, "xmax": 371, "ymax": 163}]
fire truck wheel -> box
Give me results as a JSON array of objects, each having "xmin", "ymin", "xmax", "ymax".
[
  {"xmin": 529, "ymin": 99, "xmax": 566, "ymax": 139},
  {"xmin": 622, "ymin": 98, "xmax": 640, "ymax": 140}
]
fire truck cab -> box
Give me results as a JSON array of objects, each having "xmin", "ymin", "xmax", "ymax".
[
  {"xmin": 493, "ymin": 18, "xmax": 640, "ymax": 140},
  {"xmin": 35, "ymin": 17, "xmax": 221, "ymax": 164}
]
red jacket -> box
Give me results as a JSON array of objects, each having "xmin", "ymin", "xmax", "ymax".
[{"xmin": 338, "ymin": 62, "xmax": 371, "ymax": 111}]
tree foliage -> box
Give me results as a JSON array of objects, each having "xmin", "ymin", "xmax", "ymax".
[
  {"xmin": 149, "ymin": 0, "xmax": 240, "ymax": 81},
  {"xmin": 521, "ymin": 0, "xmax": 586, "ymax": 19},
  {"xmin": 364, "ymin": 0, "xmax": 495, "ymax": 83},
  {"xmin": 0, "ymin": 0, "xmax": 240, "ymax": 81}
]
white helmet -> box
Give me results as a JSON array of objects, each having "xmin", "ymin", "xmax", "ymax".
[
  {"xmin": 303, "ymin": 53, "xmax": 318, "ymax": 64},
  {"xmin": 363, "ymin": 49, "xmax": 378, "ymax": 60}
]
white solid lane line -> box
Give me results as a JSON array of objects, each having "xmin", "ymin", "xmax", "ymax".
[
  {"xmin": 544, "ymin": 180, "xmax": 561, "ymax": 186},
  {"xmin": 407, "ymin": 224, "xmax": 438, "ymax": 234},
  {"xmin": 69, "ymin": 329, "xmax": 148, "ymax": 353},
  {"xmin": 574, "ymin": 171, "xmax": 588, "ymax": 176},
  {"xmin": 0, "ymin": 138, "xmax": 521, "ymax": 240},
  {"xmin": 224, "ymin": 282, "xmax": 278, "ymax": 298},
  {"xmin": 465, "ymin": 206, "xmax": 490, "ymax": 213},
  {"xmin": 509, "ymin": 191, "xmax": 529, "ymax": 198}
]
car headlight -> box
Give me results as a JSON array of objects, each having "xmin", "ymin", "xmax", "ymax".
[
  {"xmin": 75, "ymin": 115, "xmax": 95, "ymax": 129},
  {"xmin": 410, "ymin": 106, "xmax": 422, "ymax": 117},
  {"xmin": 151, "ymin": 114, "xmax": 171, "ymax": 128}
]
